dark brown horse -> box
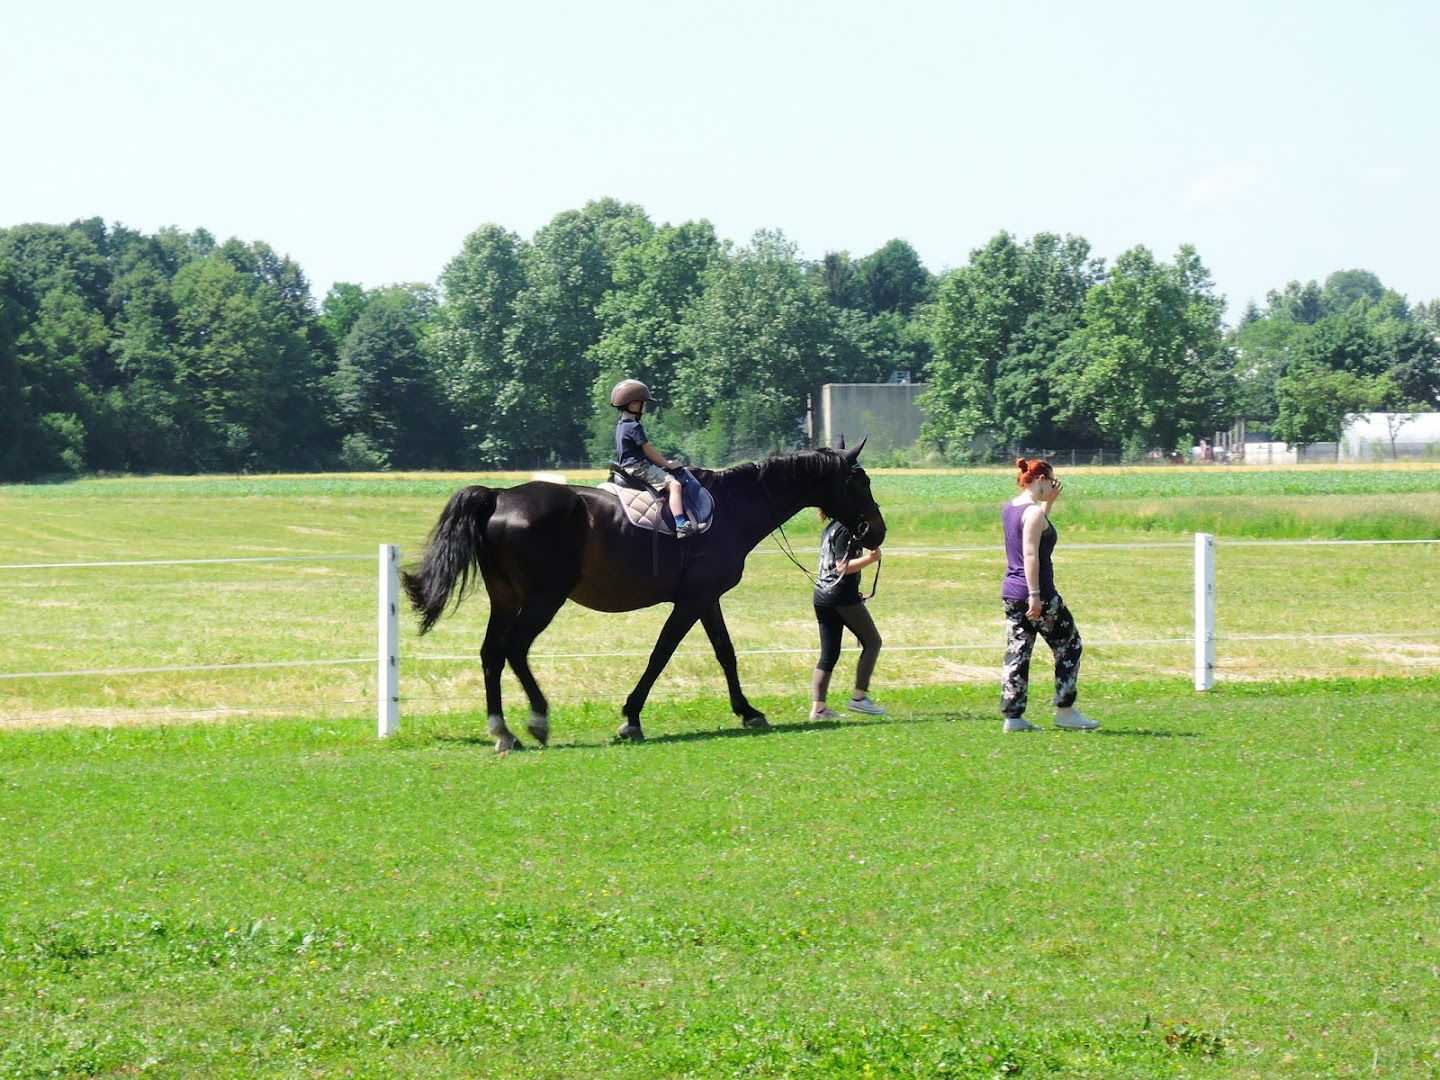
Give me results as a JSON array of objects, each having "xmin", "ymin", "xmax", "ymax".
[{"xmin": 402, "ymin": 444, "xmax": 885, "ymax": 751}]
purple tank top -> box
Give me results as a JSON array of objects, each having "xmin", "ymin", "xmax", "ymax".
[{"xmin": 1001, "ymin": 500, "xmax": 1056, "ymax": 601}]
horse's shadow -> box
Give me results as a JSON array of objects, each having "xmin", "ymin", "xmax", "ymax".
[
  {"xmin": 422, "ymin": 711, "xmax": 1195, "ymax": 752},
  {"xmin": 626, "ymin": 709, "xmax": 952, "ymax": 747}
]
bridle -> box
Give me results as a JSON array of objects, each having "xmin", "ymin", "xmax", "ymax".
[{"xmin": 768, "ymin": 465, "xmax": 881, "ymax": 598}]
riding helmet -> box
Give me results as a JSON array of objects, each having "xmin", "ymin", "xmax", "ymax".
[{"xmin": 610, "ymin": 379, "xmax": 656, "ymax": 408}]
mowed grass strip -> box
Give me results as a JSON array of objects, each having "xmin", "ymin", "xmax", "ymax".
[{"xmin": 2, "ymin": 678, "xmax": 1438, "ymax": 1078}]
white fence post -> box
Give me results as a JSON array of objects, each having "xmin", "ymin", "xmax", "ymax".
[
  {"xmin": 377, "ymin": 544, "xmax": 400, "ymax": 736},
  {"xmin": 1194, "ymin": 532, "xmax": 1215, "ymax": 690}
]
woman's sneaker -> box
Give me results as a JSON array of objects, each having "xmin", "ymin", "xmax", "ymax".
[
  {"xmin": 847, "ymin": 695, "xmax": 886, "ymax": 715},
  {"xmin": 1054, "ymin": 708, "xmax": 1099, "ymax": 730},
  {"xmin": 809, "ymin": 705, "xmax": 840, "ymax": 720},
  {"xmin": 1003, "ymin": 716, "xmax": 1042, "ymax": 732}
]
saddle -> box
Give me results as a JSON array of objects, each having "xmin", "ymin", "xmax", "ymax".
[{"xmin": 599, "ymin": 463, "xmax": 714, "ymax": 538}]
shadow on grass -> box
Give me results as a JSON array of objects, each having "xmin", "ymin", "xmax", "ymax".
[
  {"xmin": 417, "ymin": 711, "xmax": 1197, "ymax": 751},
  {"xmin": 627, "ymin": 710, "xmax": 968, "ymax": 747},
  {"xmin": 423, "ymin": 708, "xmax": 983, "ymax": 752}
]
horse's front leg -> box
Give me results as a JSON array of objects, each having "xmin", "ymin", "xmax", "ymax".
[
  {"xmin": 701, "ymin": 600, "xmax": 767, "ymax": 729},
  {"xmin": 617, "ymin": 602, "xmax": 704, "ymax": 742}
]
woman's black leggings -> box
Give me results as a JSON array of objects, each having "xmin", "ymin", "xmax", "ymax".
[{"xmin": 813, "ymin": 601, "xmax": 883, "ymax": 694}]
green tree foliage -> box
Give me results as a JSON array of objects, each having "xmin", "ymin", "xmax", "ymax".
[
  {"xmin": 1322, "ymin": 269, "xmax": 1385, "ymax": 313},
  {"xmin": 497, "ymin": 199, "xmax": 653, "ymax": 466},
  {"xmin": 0, "ymin": 221, "xmax": 118, "ymax": 474},
  {"xmin": 2, "ymin": 208, "xmax": 1432, "ymax": 479},
  {"xmin": 1383, "ymin": 321, "xmax": 1440, "ymax": 408},
  {"xmin": 432, "ymin": 224, "xmax": 528, "ymax": 466},
  {"xmin": 1264, "ymin": 279, "xmax": 1325, "ymax": 324},
  {"xmin": 1228, "ymin": 314, "xmax": 1307, "ymax": 420},
  {"xmin": 854, "ymin": 238, "xmax": 932, "ymax": 316},
  {"xmin": 109, "ymin": 257, "xmax": 185, "ymax": 472},
  {"xmin": 316, "ymin": 283, "xmax": 371, "ymax": 357},
  {"xmin": 674, "ymin": 230, "xmax": 843, "ymax": 462},
  {"xmin": 0, "ymin": 258, "xmax": 29, "ymax": 478},
  {"xmin": 433, "ymin": 200, "xmax": 654, "ymax": 468},
  {"xmin": 920, "ymin": 232, "xmax": 1100, "ymax": 459},
  {"xmin": 811, "ymin": 251, "xmax": 861, "ymax": 310},
  {"xmin": 329, "ymin": 285, "xmax": 446, "ymax": 469},
  {"xmin": 1272, "ymin": 364, "xmax": 1386, "ymax": 446},
  {"xmin": 586, "ymin": 219, "xmax": 719, "ymax": 462},
  {"xmin": 170, "ymin": 255, "xmax": 316, "ymax": 471},
  {"xmin": 1230, "ymin": 267, "xmax": 1439, "ymax": 437},
  {"xmin": 1056, "ymin": 245, "xmax": 1235, "ymax": 454}
]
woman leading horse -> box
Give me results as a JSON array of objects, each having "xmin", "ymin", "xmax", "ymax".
[{"xmin": 402, "ymin": 443, "xmax": 885, "ymax": 751}]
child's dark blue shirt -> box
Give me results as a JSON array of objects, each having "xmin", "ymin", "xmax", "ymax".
[{"xmin": 616, "ymin": 416, "xmax": 648, "ymax": 466}]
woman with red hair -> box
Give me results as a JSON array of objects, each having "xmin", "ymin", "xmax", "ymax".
[{"xmin": 999, "ymin": 458, "xmax": 1098, "ymax": 732}]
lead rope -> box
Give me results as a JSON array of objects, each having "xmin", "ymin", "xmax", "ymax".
[
  {"xmin": 862, "ymin": 550, "xmax": 882, "ymax": 601},
  {"xmin": 771, "ymin": 520, "xmax": 818, "ymax": 587},
  {"xmin": 771, "ymin": 520, "xmax": 880, "ymax": 601}
]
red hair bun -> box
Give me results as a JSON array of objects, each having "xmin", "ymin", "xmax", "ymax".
[{"xmin": 1016, "ymin": 457, "xmax": 1052, "ymax": 486}]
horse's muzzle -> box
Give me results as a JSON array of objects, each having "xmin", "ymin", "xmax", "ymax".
[{"xmin": 854, "ymin": 518, "xmax": 886, "ymax": 548}]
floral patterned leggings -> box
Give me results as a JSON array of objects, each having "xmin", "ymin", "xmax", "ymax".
[{"xmin": 1000, "ymin": 595, "xmax": 1082, "ymax": 719}]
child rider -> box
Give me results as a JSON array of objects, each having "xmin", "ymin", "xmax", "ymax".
[{"xmin": 610, "ymin": 379, "xmax": 694, "ymax": 539}]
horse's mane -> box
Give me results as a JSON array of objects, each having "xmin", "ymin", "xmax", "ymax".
[{"xmin": 694, "ymin": 448, "xmax": 847, "ymax": 495}]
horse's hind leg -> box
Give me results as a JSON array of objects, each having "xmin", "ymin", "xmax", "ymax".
[
  {"xmin": 481, "ymin": 610, "xmax": 524, "ymax": 754},
  {"xmin": 505, "ymin": 593, "xmax": 569, "ymax": 747},
  {"xmin": 701, "ymin": 601, "xmax": 768, "ymax": 729}
]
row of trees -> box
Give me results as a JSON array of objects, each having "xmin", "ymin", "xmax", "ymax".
[
  {"xmin": 2, "ymin": 203, "xmax": 1437, "ymax": 480},
  {"xmin": 1231, "ymin": 273, "xmax": 1440, "ymax": 447},
  {"xmin": 918, "ymin": 237, "xmax": 1440, "ymax": 458}
]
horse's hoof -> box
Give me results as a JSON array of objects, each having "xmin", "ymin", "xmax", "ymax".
[
  {"xmin": 742, "ymin": 713, "xmax": 770, "ymax": 730},
  {"xmin": 494, "ymin": 736, "xmax": 524, "ymax": 754},
  {"xmin": 616, "ymin": 722, "xmax": 645, "ymax": 743},
  {"xmin": 527, "ymin": 714, "xmax": 550, "ymax": 746}
]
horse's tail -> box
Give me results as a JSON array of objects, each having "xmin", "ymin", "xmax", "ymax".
[{"xmin": 402, "ymin": 485, "xmax": 499, "ymax": 635}]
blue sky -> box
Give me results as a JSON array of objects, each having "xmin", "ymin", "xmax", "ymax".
[{"xmin": 4, "ymin": 0, "xmax": 1437, "ymax": 321}]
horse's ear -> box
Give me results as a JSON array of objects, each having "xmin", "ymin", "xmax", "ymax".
[
  {"xmin": 843, "ymin": 437, "xmax": 867, "ymax": 463},
  {"xmin": 835, "ymin": 435, "xmax": 846, "ymax": 450}
]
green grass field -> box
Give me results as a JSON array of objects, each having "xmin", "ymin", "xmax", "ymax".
[
  {"xmin": 2, "ymin": 465, "xmax": 1439, "ymax": 1077},
  {"xmin": 2, "ymin": 465, "xmax": 1437, "ymax": 726}
]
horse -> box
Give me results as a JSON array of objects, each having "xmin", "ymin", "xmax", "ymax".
[{"xmin": 401, "ymin": 442, "xmax": 886, "ymax": 752}]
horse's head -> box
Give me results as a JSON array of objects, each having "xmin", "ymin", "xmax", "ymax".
[{"xmin": 820, "ymin": 439, "xmax": 886, "ymax": 549}]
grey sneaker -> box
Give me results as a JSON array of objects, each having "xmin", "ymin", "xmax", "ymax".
[
  {"xmin": 1003, "ymin": 716, "xmax": 1042, "ymax": 732},
  {"xmin": 809, "ymin": 705, "xmax": 840, "ymax": 720},
  {"xmin": 1054, "ymin": 709, "xmax": 1099, "ymax": 730},
  {"xmin": 847, "ymin": 695, "xmax": 886, "ymax": 715}
]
